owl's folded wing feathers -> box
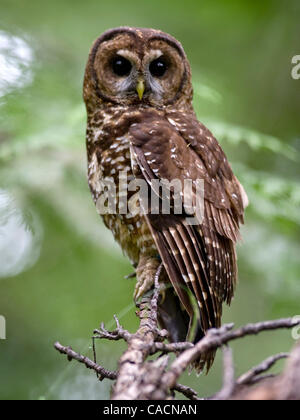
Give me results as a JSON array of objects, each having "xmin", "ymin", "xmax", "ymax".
[{"xmin": 129, "ymin": 110, "xmax": 247, "ymax": 340}]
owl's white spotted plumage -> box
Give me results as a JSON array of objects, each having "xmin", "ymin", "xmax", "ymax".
[{"xmin": 83, "ymin": 27, "xmax": 248, "ymax": 371}]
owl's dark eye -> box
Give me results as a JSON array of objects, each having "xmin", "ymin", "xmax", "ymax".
[
  {"xmin": 111, "ymin": 55, "xmax": 132, "ymax": 77},
  {"xmin": 149, "ymin": 57, "xmax": 167, "ymax": 77}
]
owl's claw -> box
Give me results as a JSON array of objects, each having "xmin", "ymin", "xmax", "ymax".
[
  {"xmin": 125, "ymin": 271, "xmax": 136, "ymax": 280},
  {"xmin": 134, "ymin": 256, "xmax": 162, "ymax": 302},
  {"xmin": 134, "ymin": 281, "xmax": 167, "ymax": 304},
  {"xmin": 134, "ymin": 262, "xmax": 157, "ymax": 302},
  {"xmin": 134, "ymin": 275, "xmax": 154, "ymax": 302}
]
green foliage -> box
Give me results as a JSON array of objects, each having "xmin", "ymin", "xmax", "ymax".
[{"xmin": 206, "ymin": 120, "xmax": 297, "ymax": 161}]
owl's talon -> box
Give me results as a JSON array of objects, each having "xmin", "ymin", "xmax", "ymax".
[
  {"xmin": 125, "ymin": 271, "xmax": 136, "ymax": 280},
  {"xmin": 134, "ymin": 256, "xmax": 161, "ymax": 302},
  {"xmin": 133, "ymin": 277, "xmax": 153, "ymax": 302}
]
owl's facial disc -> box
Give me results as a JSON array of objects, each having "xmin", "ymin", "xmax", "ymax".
[
  {"xmin": 104, "ymin": 46, "xmax": 185, "ymax": 105},
  {"xmin": 89, "ymin": 29, "xmax": 190, "ymax": 106}
]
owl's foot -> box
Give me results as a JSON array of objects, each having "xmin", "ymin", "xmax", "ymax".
[
  {"xmin": 125, "ymin": 271, "xmax": 136, "ymax": 279},
  {"xmin": 134, "ymin": 256, "xmax": 161, "ymax": 302}
]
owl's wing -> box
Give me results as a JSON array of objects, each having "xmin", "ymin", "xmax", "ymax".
[{"xmin": 129, "ymin": 110, "xmax": 247, "ymax": 338}]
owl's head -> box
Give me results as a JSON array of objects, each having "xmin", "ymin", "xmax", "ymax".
[{"xmin": 83, "ymin": 27, "xmax": 193, "ymax": 110}]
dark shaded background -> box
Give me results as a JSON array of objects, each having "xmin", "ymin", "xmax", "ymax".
[{"xmin": 0, "ymin": 0, "xmax": 299, "ymax": 400}]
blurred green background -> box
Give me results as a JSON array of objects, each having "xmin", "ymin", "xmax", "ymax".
[{"xmin": 0, "ymin": 0, "xmax": 299, "ymax": 400}]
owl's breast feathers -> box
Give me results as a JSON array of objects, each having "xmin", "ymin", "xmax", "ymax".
[
  {"xmin": 87, "ymin": 106, "xmax": 248, "ymax": 343},
  {"xmin": 86, "ymin": 107, "xmax": 159, "ymax": 264}
]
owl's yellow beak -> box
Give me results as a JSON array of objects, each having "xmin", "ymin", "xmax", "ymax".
[{"xmin": 136, "ymin": 79, "xmax": 145, "ymax": 100}]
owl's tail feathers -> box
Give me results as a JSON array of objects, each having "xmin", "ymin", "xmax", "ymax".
[
  {"xmin": 157, "ymin": 288, "xmax": 216, "ymax": 373},
  {"xmin": 192, "ymin": 321, "xmax": 216, "ymax": 374}
]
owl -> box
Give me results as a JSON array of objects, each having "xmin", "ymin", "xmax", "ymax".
[{"xmin": 83, "ymin": 27, "xmax": 248, "ymax": 371}]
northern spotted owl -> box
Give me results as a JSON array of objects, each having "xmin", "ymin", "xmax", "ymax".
[{"xmin": 83, "ymin": 27, "xmax": 248, "ymax": 370}]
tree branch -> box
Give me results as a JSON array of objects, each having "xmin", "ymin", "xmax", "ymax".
[
  {"xmin": 158, "ymin": 318, "xmax": 299, "ymax": 398},
  {"xmin": 212, "ymin": 346, "xmax": 235, "ymax": 400},
  {"xmin": 54, "ymin": 271, "xmax": 300, "ymax": 400},
  {"xmin": 54, "ymin": 342, "xmax": 117, "ymax": 381},
  {"xmin": 237, "ymin": 353, "xmax": 289, "ymax": 386}
]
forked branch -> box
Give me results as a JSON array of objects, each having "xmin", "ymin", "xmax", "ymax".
[{"xmin": 54, "ymin": 272, "xmax": 300, "ymax": 400}]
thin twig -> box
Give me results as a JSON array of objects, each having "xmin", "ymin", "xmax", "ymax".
[
  {"xmin": 212, "ymin": 346, "xmax": 235, "ymax": 400},
  {"xmin": 237, "ymin": 353, "xmax": 289, "ymax": 385},
  {"xmin": 248, "ymin": 373, "xmax": 277, "ymax": 385},
  {"xmin": 92, "ymin": 336, "xmax": 99, "ymax": 379},
  {"xmin": 93, "ymin": 317, "xmax": 132, "ymax": 342},
  {"xmin": 172, "ymin": 383, "xmax": 199, "ymax": 400},
  {"xmin": 54, "ymin": 342, "xmax": 117, "ymax": 381}
]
